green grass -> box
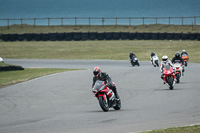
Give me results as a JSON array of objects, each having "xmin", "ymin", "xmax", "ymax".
[
  {"xmin": 0, "ymin": 40, "xmax": 199, "ymax": 63},
  {"xmin": 0, "ymin": 68, "xmax": 78, "ymax": 88},
  {"xmin": 0, "ymin": 24, "xmax": 200, "ymax": 34},
  {"xmin": 139, "ymin": 124, "xmax": 200, "ymax": 133}
]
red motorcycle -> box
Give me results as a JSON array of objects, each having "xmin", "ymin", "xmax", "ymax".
[
  {"xmin": 182, "ymin": 54, "xmax": 189, "ymax": 67},
  {"xmin": 163, "ymin": 65, "xmax": 176, "ymax": 90},
  {"xmin": 92, "ymin": 80, "xmax": 121, "ymax": 112}
]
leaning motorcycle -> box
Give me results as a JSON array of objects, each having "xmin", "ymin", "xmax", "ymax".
[
  {"xmin": 173, "ymin": 63, "xmax": 183, "ymax": 83},
  {"xmin": 163, "ymin": 65, "xmax": 176, "ymax": 90},
  {"xmin": 182, "ymin": 54, "xmax": 188, "ymax": 67},
  {"xmin": 131, "ymin": 56, "xmax": 140, "ymax": 66},
  {"xmin": 150, "ymin": 55, "xmax": 159, "ymax": 67},
  {"xmin": 92, "ymin": 80, "xmax": 121, "ymax": 112}
]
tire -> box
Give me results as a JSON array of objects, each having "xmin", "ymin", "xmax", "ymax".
[
  {"xmin": 185, "ymin": 62, "xmax": 187, "ymax": 67},
  {"xmin": 137, "ymin": 62, "xmax": 140, "ymax": 66},
  {"xmin": 99, "ymin": 96, "xmax": 109, "ymax": 112},
  {"xmin": 176, "ymin": 73, "xmax": 180, "ymax": 83},
  {"xmin": 167, "ymin": 77, "xmax": 174, "ymax": 90},
  {"xmin": 113, "ymin": 99, "xmax": 121, "ymax": 110}
]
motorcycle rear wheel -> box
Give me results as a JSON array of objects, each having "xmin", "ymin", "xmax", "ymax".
[
  {"xmin": 99, "ymin": 96, "xmax": 109, "ymax": 112},
  {"xmin": 113, "ymin": 99, "xmax": 121, "ymax": 110}
]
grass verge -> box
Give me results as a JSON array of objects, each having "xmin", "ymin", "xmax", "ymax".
[
  {"xmin": 0, "ymin": 40, "xmax": 199, "ymax": 63},
  {"xmin": 0, "ymin": 68, "xmax": 78, "ymax": 88},
  {"xmin": 139, "ymin": 124, "xmax": 200, "ymax": 133}
]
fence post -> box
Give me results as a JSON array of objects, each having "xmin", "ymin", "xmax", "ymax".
[
  {"xmin": 169, "ymin": 17, "xmax": 170, "ymax": 25},
  {"xmin": 194, "ymin": 16, "xmax": 196, "ymax": 25},
  {"xmin": 182, "ymin": 17, "xmax": 183, "ymax": 26},
  {"xmin": 61, "ymin": 18, "xmax": 63, "ymax": 26},
  {"xmin": 89, "ymin": 17, "xmax": 90, "ymax": 26},
  {"xmin": 143, "ymin": 17, "xmax": 144, "ymax": 25},
  {"xmin": 156, "ymin": 17, "xmax": 157, "ymax": 24},
  {"xmin": 34, "ymin": 18, "xmax": 36, "ymax": 27},
  {"xmin": 129, "ymin": 17, "xmax": 131, "ymax": 26},
  {"xmin": 75, "ymin": 17, "xmax": 77, "ymax": 25},
  {"xmin": 102, "ymin": 17, "xmax": 104, "ymax": 26},
  {"xmin": 7, "ymin": 19, "xmax": 10, "ymax": 29},
  {"xmin": 48, "ymin": 18, "xmax": 50, "ymax": 26},
  {"xmin": 21, "ymin": 19, "xmax": 23, "ymax": 28}
]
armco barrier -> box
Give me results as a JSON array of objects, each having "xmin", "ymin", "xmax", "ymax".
[
  {"xmin": 1, "ymin": 32, "xmax": 200, "ymax": 41},
  {"xmin": 105, "ymin": 32, "xmax": 113, "ymax": 40},
  {"xmin": 0, "ymin": 34, "xmax": 2, "ymax": 40}
]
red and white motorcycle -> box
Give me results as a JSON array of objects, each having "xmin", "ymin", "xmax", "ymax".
[
  {"xmin": 163, "ymin": 65, "xmax": 176, "ymax": 90},
  {"xmin": 173, "ymin": 63, "xmax": 183, "ymax": 83},
  {"xmin": 92, "ymin": 80, "xmax": 121, "ymax": 112}
]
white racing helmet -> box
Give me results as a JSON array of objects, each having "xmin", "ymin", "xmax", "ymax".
[{"xmin": 162, "ymin": 55, "xmax": 168, "ymax": 63}]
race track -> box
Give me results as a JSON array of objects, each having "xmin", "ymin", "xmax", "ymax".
[{"xmin": 1, "ymin": 59, "xmax": 200, "ymax": 133}]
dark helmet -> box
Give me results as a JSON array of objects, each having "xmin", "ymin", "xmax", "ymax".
[
  {"xmin": 175, "ymin": 52, "xmax": 180, "ymax": 57},
  {"xmin": 151, "ymin": 52, "xmax": 155, "ymax": 56}
]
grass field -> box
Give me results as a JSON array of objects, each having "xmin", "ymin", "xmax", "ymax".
[
  {"xmin": 0, "ymin": 24, "xmax": 200, "ymax": 34},
  {"xmin": 0, "ymin": 40, "xmax": 199, "ymax": 63},
  {"xmin": 0, "ymin": 68, "xmax": 78, "ymax": 88}
]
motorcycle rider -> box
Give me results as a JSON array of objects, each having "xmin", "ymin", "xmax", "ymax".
[
  {"xmin": 181, "ymin": 49, "xmax": 189, "ymax": 59},
  {"xmin": 150, "ymin": 51, "xmax": 156, "ymax": 64},
  {"xmin": 92, "ymin": 66, "xmax": 120, "ymax": 100},
  {"xmin": 129, "ymin": 51, "xmax": 136, "ymax": 61},
  {"xmin": 160, "ymin": 55, "xmax": 174, "ymax": 83},
  {"xmin": 172, "ymin": 52, "xmax": 185, "ymax": 75}
]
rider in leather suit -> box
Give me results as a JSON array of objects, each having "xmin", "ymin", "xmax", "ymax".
[{"xmin": 92, "ymin": 66, "xmax": 120, "ymax": 100}]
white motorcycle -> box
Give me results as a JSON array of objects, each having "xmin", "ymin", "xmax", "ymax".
[
  {"xmin": 173, "ymin": 63, "xmax": 183, "ymax": 83},
  {"xmin": 150, "ymin": 55, "xmax": 159, "ymax": 67}
]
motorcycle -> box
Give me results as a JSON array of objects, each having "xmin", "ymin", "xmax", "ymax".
[
  {"xmin": 163, "ymin": 65, "xmax": 176, "ymax": 90},
  {"xmin": 150, "ymin": 55, "xmax": 159, "ymax": 67},
  {"xmin": 92, "ymin": 80, "xmax": 121, "ymax": 112},
  {"xmin": 182, "ymin": 54, "xmax": 188, "ymax": 67},
  {"xmin": 130, "ymin": 56, "xmax": 140, "ymax": 66},
  {"xmin": 173, "ymin": 63, "xmax": 183, "ymax": 83}
]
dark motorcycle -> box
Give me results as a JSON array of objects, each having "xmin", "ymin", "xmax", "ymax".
[
  {"xmin": 92, "ymin": 80, "xmax": 121, "ymax": 112},
  {"xmin": 131, "ymin": 56, "xmax": 140, "ymax": 66}
]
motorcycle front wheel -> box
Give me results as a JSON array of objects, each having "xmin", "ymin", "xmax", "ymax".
[
  {"xmin": 99, "ymin": 96, "xmax": 109, "ymax": 112},
  {"xmin": 167, "ymin": 77, "xmax": 174, "ymax": 90}
]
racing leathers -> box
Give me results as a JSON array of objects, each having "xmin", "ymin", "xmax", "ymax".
[
  {"xmin": 92, "ymin": 72, "xmax": 119, "ymax": 99},
  {"xmin": 171, "ymin": 56, "xmax": 185, "ymax": 74}
]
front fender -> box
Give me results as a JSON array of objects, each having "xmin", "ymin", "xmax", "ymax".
[{"xmin": 99, "ymin": 94, "xmax": 107, "ymax": 102}]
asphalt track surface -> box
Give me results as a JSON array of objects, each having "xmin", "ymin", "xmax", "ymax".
[{"xmin": 1, "ymin": 59, "xmax": 200, "ymax": 133}]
